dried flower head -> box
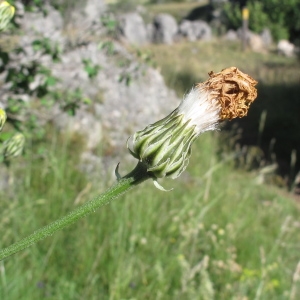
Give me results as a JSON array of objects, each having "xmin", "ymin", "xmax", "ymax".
[
  {"xmin": 198, "ymin": 67, "xmax": 257, "ymax": 120},
  {"xmin": 128, "ymin": 67, "xmax": 257, "ymax": 189}
]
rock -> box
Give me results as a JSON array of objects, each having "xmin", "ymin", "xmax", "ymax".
[
  {"xmin": 179, "ymin": 20, "xmax": 195, "ymax": 41},
  {"xmin": 21, "ymin": 4, "xmax": 64, "ymax": 44},
  {"xmin": 146, "ymin": 23, "xmax": 155, "ymax": 42},
  {"xmin": 84, "ymin": 0, "xmax": 106, "ymax": 22},
  {"xmin": 49, "ymin": 41, "xmax": 179, "ymax": 159},
  {"xmin": 79, "ymin": 151, "xmax": 104, "ymax": 182},
  {"xmin": 294, "ymin": 171, "xmax": 300, "ymax": 195},
  {"xmin": 248, "ymin": 32, "xmax": 265, "ymax": 53},
  {"xmin": 13, "ymin": 0, "xmax": 25, "ymax": 26},
  {"xmin": 152, "ymin": 14, "xmax": 178, "ymax": 44},
  {"xmin": 260, "ymin": 28, "xmax": 272, "ymax": 48},
  {"xmin": 237, "ymin": 28, "xmax": 266, "ymax": 52},
  {"xmin": 191, "ymin": 20, "xmax": 212, "ymax": 40},
  {"xmin": 277, "ymin": 40, "xmax": 295, "ymax": 57},
  {"xmin": 118, "ymin": 13, "xmax": 148, "ymax": 45},
  {"xmin": 53, "ymin": 108, "xmax": 103, "ymax": 151},
  {"xmin": 179, "ymin": 20, "xmax": 212, "ymax": 41},
  {"xmin": 64, "ymin": 0, "xmax": 106, "ymax": 46},
  {"xmin": 223, "ymin": 29, "xmax": 238, "ymax": 41}
]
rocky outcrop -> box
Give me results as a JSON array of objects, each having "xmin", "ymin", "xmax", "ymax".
[
  {"xmin": 117, "ymin": 13, "xmax": 148, "ymax": 45},
  {"xmin": 179, "ymin": 20, "xmax": 212, "ymax": 41},
  {"xmin": 277, "ymin": 40, "xmax": 296, "ymax": 57},
  {"xmin": 224, "ymin": 28, "xmax": 273, "ymax": 53},
  {"xmin": 152, "ymin": 14, "xmax": 178, "ymax": 44},
  {"xmin": 117, "ymin": 12, "xmax": 214, "ymax": 45},
  {"xmin": 0, "ymin": 2, "xmax": 179, "ymax": 178}
]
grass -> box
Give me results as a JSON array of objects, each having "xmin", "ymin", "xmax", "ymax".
[
  {"xmin": 0, "ymin": 129, "xmax": 300, "ymax": 299},
  {"xmin": 146, "ymin": 1, "xmax": 208, "ymax": 22},
  {"xmin": 141, "ymin": 40, "xmax": 299, "ymax": 94},
  {"xmin": 1, "ymin": 6, "xmax": 300, "ymax": 298}
]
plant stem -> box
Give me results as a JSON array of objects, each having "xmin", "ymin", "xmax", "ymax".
[{"xmin": 0, "ymin": 162, "xmax": 150, "ymax": 261}]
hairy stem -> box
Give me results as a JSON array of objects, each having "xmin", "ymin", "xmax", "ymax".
[{"xmin": 0, "ymin": 162, "xmax": 150, "ymax": 261}]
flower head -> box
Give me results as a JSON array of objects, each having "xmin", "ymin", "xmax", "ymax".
[
  {"xmin": 128, "ymin": 67, "xmax": 257, "ymax": 186},
  {"xmin": 2, "ymin": 133, "xmax": 25, "ymax": 159},
  {"xmin": 0, "ymin": 1, "xmax": 15, "ymax": 31},
  {"xmin": 0, "ymin": 108, "xmax": 7, "ymax": 132}
]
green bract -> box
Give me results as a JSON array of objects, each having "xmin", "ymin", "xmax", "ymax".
[
  {"xmin": 0, "ymin": 1, "xmax": 15, "ymax": 31},
  {"xmin": 0, "ymin": 108, "xmax": 7, "ymax": 131},
  {"xmin": 2, "ymin": 133, "xmax": 25, "ymax": 158},
  {"xmin": 128, "ymin": 110, "xmax": 198, "ymax": 179}
]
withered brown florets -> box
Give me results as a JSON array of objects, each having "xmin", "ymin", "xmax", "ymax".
[{"xmin": 197, "ymin": 67, "xmax": 258, "ymax": 120}]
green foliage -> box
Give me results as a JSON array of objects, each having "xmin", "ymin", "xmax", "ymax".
[
  {"xmin": 82, "ymin": 59, "xmax": 101, "ymax": 79},
  {"xmin": 100, "ymin": 15, "xmax": 118, "ymax": 37},
  {"xmin": 57, "ymin": 88, "xmax": 91, "ymax": 116},
  {"xmin": 118, "ymin": 71, "xmax": 132, "ymax": 86},
  {"xmin": 31, "ymin": 37, "xmax": 61, "ymax": 61},
  {"xmin": 98, "ymin": 40, "xmax": 115, "ymax": 56},
  {"xmin": 223, "ymin": 0, "xmax": 300, "ymax": 41}
]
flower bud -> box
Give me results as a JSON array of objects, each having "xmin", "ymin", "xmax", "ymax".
[
  {"xmin": 128, "ymin": 67, "xmax": 257, "ymax": 182},
  {"xmin": 2, "ymin": 133, "xmax": 25, "ymax": 158},
  {"xmin": 0, "ymin": 108, "xmax": 7, "ymax": 132},
  {"xmin": 0, "ymin": 1, "xmax": 15, "ymax": 31}
]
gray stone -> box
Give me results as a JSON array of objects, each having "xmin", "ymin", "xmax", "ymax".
[
  {"xmin": 22, "ymin": 5, "xmax": 64, "ymax": 41},
  {"xmin": 118, "ymin": 13, "xmax": 148, "ymax": 45},
  {"xmin": 179, "ymin": 20, "xmax": 196, "ymax": 41},
  {"xmin": 237, "ymin": 28, "xmax": 265, "ymax": 52},
  {"xmin": 223, "ymin": 29, "xmax": 238, "ymax": 41},
  {"xmin": 13, "ymin": 0, "xmax": 25, "ymax": 26},
  {"xmin": 179, "ymin": 20, "xmax": 212, "ymax": 41},
  {"xmin": 192, "ymin": 20, "xmax": 212, "ymax": 40},
  {"xmin": 260, "ymin": 28, "xmax": 272, "ymax": 47},
  {"xmin": 84, "ymin": 0, "xmax": 106, "ymax": 21},
  {"xmin": 79, "ymin": 151, "xmax": 104, "ymax": 182},
  {"xmin": 48, "ymin": 40, "xmax": 179, "ymax": 159},
  {"xmin": 53, "ymin": 108, "xmax": 103, "ymax": 151},
  {"xmin": 277, "ymin": 40, "xmax": 295, "ymax": 57},
  {"xmin": 152, "ymin": 14, "xmax": 178, "ymax": 44},
  {"xmin": 64, "ymin": 0, "xmax": 106, "ymax": 47},
  {"xmin": 248, "ymin": 32, "xmax": 265, "ymax": 53}
]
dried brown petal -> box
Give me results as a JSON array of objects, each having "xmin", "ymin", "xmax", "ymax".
[{"xmin": 197, "ymin": 67, "xmax": 258, "ymax": 120}]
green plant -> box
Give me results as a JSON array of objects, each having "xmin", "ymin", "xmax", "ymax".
[
  {"xmin": 82, "ymin": 58, "xmax": 101, "ymax": 79},
  {"xmin": 223, "ymin": 0, "xmax": 300, "ymax": 41},
  {"xmin": 57, "ymin": 88, "xmax": 91, "ymax": 116},
  {"xmin": 98, "ymin": 40, "xmax": 115, "ymax": 56},
  {"xmin": 100, "ymin": 14, "xmax": 118, "ymax": 37},
  {"xmin": 31, "ymin": 37, "xmax": 62, "ymax": 61}
]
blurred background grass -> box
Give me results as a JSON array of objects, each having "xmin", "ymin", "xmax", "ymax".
[
  {"xmin": 1, "ymin": 130, "xmax": 300, "ymax": 299},
  {"xmin": 1, "ymin": 0, "xmax": 300, "ymax": 299}
]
